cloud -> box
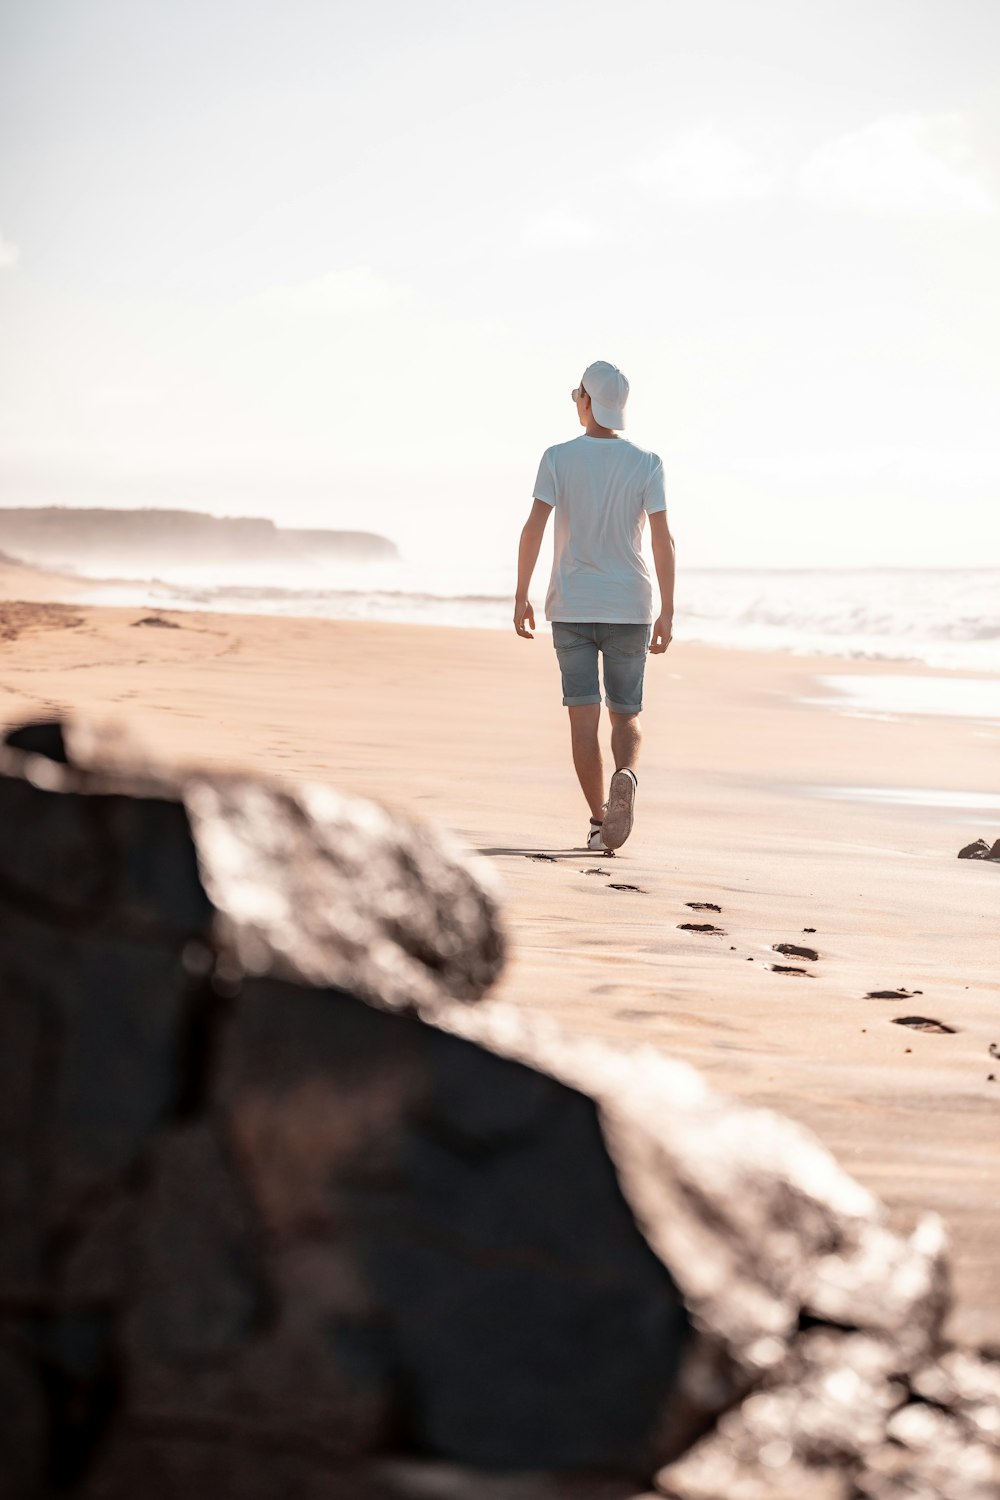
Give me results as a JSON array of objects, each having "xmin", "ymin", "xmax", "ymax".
[
  {"xmin": 798, "ymin": 114, "xmax": 996, "ymax": 218},
  {"xmin": 632, "ymin": 125, "xmax": 778, "ymax": 204},
  {"xmin": 520, "ymin": 209, "xmax": 605, "ymax": 250},
  {"xmin": 0, "ymin": 231, "xmax": 19, "ymax": 270},
  {"xmin": 255, "ymin": 266, "xmax": 406, "ymax": 314}
]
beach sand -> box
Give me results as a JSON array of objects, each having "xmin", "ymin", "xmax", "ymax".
[{"xmin": 1, "ymin": 583, "xmax": 997, "ymax": 1346}]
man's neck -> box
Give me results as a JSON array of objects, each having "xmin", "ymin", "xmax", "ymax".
[{"xmin": 583, "ymin": 419, "xmax": 618, "ymax": 439}]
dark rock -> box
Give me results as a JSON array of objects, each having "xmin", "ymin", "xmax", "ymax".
[
  {"xmin": 867, "ymin": 990, "xmax": 919, "ymax": 1000},
  {"xmin": 125, "ymin": 1123, "xmax": 264, "ymax": 1367},
  {"xmin": 0, "ymin": 1340, "xmax": 47, "ymax": 1497},
  {"xmin": 0, "ymin": 912, "xmax": 189, "ymax": 1297},
  {"xmin": 370, "ymin": 1467, "xmax": 649, "ymax": 1499},
  {"xmin": 438, "ymin": 1001, "xmax": 950, "ymax": 1361},
  {"xmin": 19, "ymin": 1311, "xmax": 117, "ymax": 1488},
  {"xmin": 677, "ymin": 923, "xmax": 723, "ymax": 934},
  {"xmin": 767, "ymin": 964, "xmax": 809, "ymax": 975},
  {"xmin": 1, "ymin": 715, "xmax": 996, "ymax": 1496},
  {"xmin": 131, "ymin": 616, "xmax": 180, "ymax": 629},
  {"xmin": 0, "ymin": 717, "xmax": 504, "ymax": 1011},
  {"xmin": 215, "ymin": 978, "xmax": 687, "ymax": 1468}
]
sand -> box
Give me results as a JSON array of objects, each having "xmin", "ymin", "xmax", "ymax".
[{"xmin": 1, "ymin": 586, "xmax": 998, "ymax": 1346}]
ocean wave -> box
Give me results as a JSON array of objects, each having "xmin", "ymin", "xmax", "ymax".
[
  {"xmin": 73, "ymin": 567, "xmax": 1000, "ymax": 674},
  {"xmin": 182, "ymin": 584, "xmax": 512, "ymax": 607}
]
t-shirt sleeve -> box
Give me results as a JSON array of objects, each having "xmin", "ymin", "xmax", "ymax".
[
  {"xmin": 642, "ymin": 455, "xmax": 666, "ymax": 514},
  {"xmin": 532, "ymin": 449, "xmax": 557, "ymax": 507}
]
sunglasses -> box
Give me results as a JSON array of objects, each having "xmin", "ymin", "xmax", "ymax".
[{"xmin": 571, "ymin": 385, "xmax": 587, "ymax": 403}]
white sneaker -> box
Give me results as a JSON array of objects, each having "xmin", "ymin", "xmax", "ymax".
[
  {"xmin": 602, "ymin": 769, "xmax": 637, "ymax": 851},
  {"xmin": 586, "ymin": 818, "xmax": 610, "ymax": 852}
]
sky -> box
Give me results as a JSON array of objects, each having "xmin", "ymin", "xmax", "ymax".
[{"xmin": 1, "ymin": 0, "xmax": 999, "ymax": 568}]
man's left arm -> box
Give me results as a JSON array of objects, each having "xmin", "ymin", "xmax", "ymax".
[
  {"xmin": 648, "ymin": 509, "xmax": 676, "ymax": 653},
  {"xmin": 514, "ymin": 498, "xmax": 553, "ymax": 638}
]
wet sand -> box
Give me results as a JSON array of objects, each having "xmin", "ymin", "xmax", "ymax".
[{"xmin": 1, "ymin": 586, "xmax": 997, "ymax": 1345}]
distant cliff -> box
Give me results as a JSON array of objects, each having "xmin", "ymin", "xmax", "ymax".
[{"xmin": 0, "ymin": 508, "xmax": 398, "ymax": 571}]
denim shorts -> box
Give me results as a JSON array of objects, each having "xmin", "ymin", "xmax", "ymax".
[{"xmin": 551, "ymin": 622, "xmax": 653, "ymax": 714}]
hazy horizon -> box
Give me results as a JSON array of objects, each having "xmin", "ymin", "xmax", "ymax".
[{"xmin": 2, "ymin": 0, "xmax": 1000, "ymax": 570}]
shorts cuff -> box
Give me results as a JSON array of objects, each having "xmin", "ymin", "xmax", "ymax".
[
  {"xmin": 606, "ymin": 697, "xmax": 642, "ymax": 714},
  {"xmin": 563, "ymin": 694, "xmax": 601, "ymax": 707}
]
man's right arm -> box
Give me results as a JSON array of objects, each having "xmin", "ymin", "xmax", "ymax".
[
  {"xmin": 514, "ymin": 498, "xmax": 553, "ymax": 638},
  {"xmin": 648, "ymin": 509, "xmax": 675, "ymax": 653}
]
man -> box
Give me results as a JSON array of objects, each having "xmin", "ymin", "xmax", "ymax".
[{"xmin": 514, "ymin": 360, "xmax": 675, "ymax": 853}]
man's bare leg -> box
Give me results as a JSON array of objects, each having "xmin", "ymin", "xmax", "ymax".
[
  {"xmin": 609, "ymin": 711, "xmax": 641, "ymax": 772},
  {"xmin": 568, "ymin": 704, "xmax": 605, "ymax": 821}
]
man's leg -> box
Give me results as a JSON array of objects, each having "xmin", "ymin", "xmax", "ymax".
[
  {"xmin": 609, "ymin": 710, "xmax": 641, "ymax": 772},
  {"xmin": 603, "ymin": 714, "xmax": 640, "ymax": 851},
  {"xmin": 600, "ymin": 625, "xmax": 650, "ymax": 852},
  {"xmin": 568, "ymin": 704, "xmax": 605, "ymax": 821}
]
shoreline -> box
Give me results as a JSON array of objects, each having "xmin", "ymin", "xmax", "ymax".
[
  {"xmin": 4, "ymin": 555, "xmax": 1000, "ymax": 678},
  {"xmin": 1, "ymin": 594, "xmax": 998, "ymax": 1345}
]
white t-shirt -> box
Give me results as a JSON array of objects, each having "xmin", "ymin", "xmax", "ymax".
[{"xmin": 532, "ymin": 435, "xmax": 666, "ymax": 623}]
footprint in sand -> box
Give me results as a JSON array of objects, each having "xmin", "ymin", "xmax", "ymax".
[
  {"xmin": 678, "ymin": 921, "xmax": 725, "ymax": 935},
  {"xmin": 686, "ymin": 901, "xmax": 722, "ymax": 913},
  {"xmin": 768, "ymin": 963, "xmax": 810, "ymax": 975},
  {"xmin": 608, "ymin": 882, "xmax": 646, "ymax": 893},
  {"xmin": 865, "ymin": 988, "xmax": 923, "ymax": 1000},
  {"xmin": 773, "ymin": 942, "xmax": 820, "ymax": 962},
  {"xmin": 892, "ymin": 1015, "xmax": 957, "ymax": 1034},
  {"xmin": 526, "ymin": 854, "xmax": 556, "ymax": 862},
  {"xmin": 580, "ymin": 868, "xmax": 612, "ymax": 876}
]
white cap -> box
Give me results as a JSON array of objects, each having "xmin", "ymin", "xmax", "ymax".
[{"xmin": 582, "ymin": 360, "xmax": 629, "ymax": 429}]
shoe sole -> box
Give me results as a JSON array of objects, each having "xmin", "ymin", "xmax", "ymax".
[{"xmin": 602, "ymin": 770, "xmax": 636, "ymax": 851}]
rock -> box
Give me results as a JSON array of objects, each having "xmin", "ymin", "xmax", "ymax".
[
  {"xmin": 1, "ymin": 715, "xmax": 997, "ymax": 1497},
  {"xmin": 0, "ymin": 1341, "xmax": 47, "ymax": 1497},
  {"xmin": 435, "ymin": 1004, "xmax": 950, "ymax": 1366},
  {"xmin": 773, "ymin": 943, "xmax": 819, "ymax": 962},
  {"xmin": 0, "ymin": 719, "xmax": 686, "ymax": 1488},
  {"xmin": 0, "ymin": 717, "xmax": 504, "ymax": 1012},
  {"xmin": 214, "ymin": 977, "xmax": 688, "ymax": 1469},
  {"xmin": 370, "ymin": 1466, "xmax": 652, "ymax": 1499}
]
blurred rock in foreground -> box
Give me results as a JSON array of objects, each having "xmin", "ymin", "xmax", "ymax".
[{"xmin": 0, "ymin": 718, "xmax": 996, "ymax": 1500}]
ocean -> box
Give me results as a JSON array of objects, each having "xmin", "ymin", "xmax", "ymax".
[{"xmin": 74, "ymin": 555, "xmax": 1000, "ymax": 677}]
